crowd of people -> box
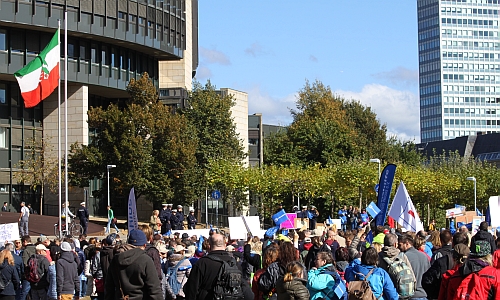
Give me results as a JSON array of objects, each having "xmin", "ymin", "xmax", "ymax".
[{"xmin": 3, "ymin": 207, "xmax": 500, "ymax": 300}]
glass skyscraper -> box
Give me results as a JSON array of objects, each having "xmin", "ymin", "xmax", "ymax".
[{"xmin": 418, "ymin": 0, "xmax": 500, "ymax": 142}]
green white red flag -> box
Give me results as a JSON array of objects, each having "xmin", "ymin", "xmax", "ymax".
[{"xmin": 14, "ymin": 30, "xmax": 60, "ymax": 108}]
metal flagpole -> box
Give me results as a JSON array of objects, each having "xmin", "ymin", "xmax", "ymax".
[
  {"xmin": 64, "ymin": 10, "xmax": 69, "ymax": 232},
  {"xmin": 57, "ymin": 19, "xmax": 62, "ymax": 238}
]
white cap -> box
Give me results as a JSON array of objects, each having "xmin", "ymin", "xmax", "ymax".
[
  {"xmin": 35, "ymin": 244, "xmax": 48, "ymax": 251},
  {"xmin": 80, "ymin": 202, "xmax": 85, "ymax": 205},
  {"xmin": 177, "ymin": 205, "xmax": 183, "ymax": 209},
  {"xmin": 189, "ymin": 209, "xmax": 194, "ymax": 212},
  {"xmin": 162, "ymin": 203, "xmax": 168, "ymax": 206}
]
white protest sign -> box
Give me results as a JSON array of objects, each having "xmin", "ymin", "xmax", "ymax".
[
  {"xmin": 228, "ymin": 216, "xmax": 261, "ymax": 240},
  {"xmin": 0, "ymin": 223, "xmax": 20, "ymax": 244},
  {"xmin": 489, "ymin": 196, "xmax": 500, "ymax": 227}
]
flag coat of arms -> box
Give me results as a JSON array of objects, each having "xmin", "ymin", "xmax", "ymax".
[
  {"xmin": 14, "ymin": 30, "xmax": 60, "ymax": 108},
  {"xmin": 272, "ymin": 209, "xmax": 289, "ymax": 226},
  {"xmin": 388, "ymin": 181, "xmax": 424, "ymax": 232}
]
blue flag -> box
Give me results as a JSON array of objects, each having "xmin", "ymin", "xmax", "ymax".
[
  {"xmin": 366, "ymin": 230, "xmax": 374, "ymax": 243},
  {"xmin": 375, "ymin": 164, "xmax": 397, "ymax": 227},
  {"xmin": 486, "ymin": 206, "xmax": 491, "ymax": 225},
  {"xmin": 210, "ymin": 224, "xmax": 214, "ymax": 233},
  {"xmin": 326, "ymin": 216, "xmax": 334, "ymax": 225},
  {"xmin": 366, "ymin": 202, "xmax": 381, "ymax": 218},
  {"xmin": 272, "ymin": 209, "xmax": 289, "ymax": 226},
  {"xmin": 307, "ymin": 210, "xmax": 314, "ymax": 219},
  {"xmin": 476, "ymin": 208, "xmax": 483, "ymax": 217},
  {"xmin": 197, "ymin": 235, "xmax": 204, "ymax": 252},
  {"xmin": 127, "ymin": 187, "xmax": 139, "ymax": 234},
  {"xmin": 333, "ymin": 280, "xmax": 347, "ymax": 299},
  {"xmin": 163, "ymin": 229, "xmax": 172, "ymax": 237},
  {"xmin": 265, "ymin": 226, "xmax": 279, "ymax": 237}
]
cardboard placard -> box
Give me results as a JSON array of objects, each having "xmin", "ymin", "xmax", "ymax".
[
  {"xmin": 294, "ymin": 218, "xmax": 309, "ymax": 230},
  {"xmin": 280, "ymin": 213, "xmax": 297, "ymax": 229},
  {"xmin": 227, "ymin": 216, "xmax": 261, "ymax": 240},
  {"xmin": 0, "ymin": 223, "xmax": 20, "ymax": 244}
]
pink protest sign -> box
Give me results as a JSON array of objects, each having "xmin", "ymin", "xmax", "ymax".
[{"xmin": 281, "ymin": 213, "xmax": 297, "ymax": 229}]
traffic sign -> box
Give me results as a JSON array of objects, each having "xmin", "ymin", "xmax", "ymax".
[{"xmin": 211, "ymin": 190, "xmax": 221, "ymax": 199}]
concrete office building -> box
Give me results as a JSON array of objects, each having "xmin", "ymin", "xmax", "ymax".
[
  {"xmin": 418, "ymin": 0, "xmax": 500, "ymax": 143},
  {"xmin": 0, "ymin": 0, "xmax": 198, "ymax": 215}
]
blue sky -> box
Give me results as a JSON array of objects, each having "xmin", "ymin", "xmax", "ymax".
[{"xmin": 197, "ymin": 1, "xmax": 421, "ymax": 142}]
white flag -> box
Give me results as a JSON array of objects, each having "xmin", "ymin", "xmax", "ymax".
[{"xmin": 388, "ymin": 181, "xmax": 424, "ymax": 232}]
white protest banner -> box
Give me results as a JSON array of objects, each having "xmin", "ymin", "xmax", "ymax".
[
  {"xmin": 0, "ymin": 223, "xmax": 20, "ymax": 244},
  {"xmin": 489, "ymin": 196, "xmax": 500, "ymax": 227},
  {"xmin": 228, "ymin": 216, "xmax": 261, "ymax": 240}
]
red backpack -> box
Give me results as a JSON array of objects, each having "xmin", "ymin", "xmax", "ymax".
[
  {"xmin": 26, "ymin": 255, "xmax": 41, "ymax": 283},
  {"xmin": 454, "ymin": 266, "xmax": 500, "ymax": 300}
]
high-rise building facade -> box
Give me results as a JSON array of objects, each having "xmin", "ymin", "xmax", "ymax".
[
  {"xmin": 0, "ymin": 0, "xmax": 198, "ymax": 215},
  {"xmin": 418, "ymin": 0, "xmax": 500, "ymax": 142}
]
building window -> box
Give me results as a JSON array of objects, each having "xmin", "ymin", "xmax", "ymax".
[
  {"xmin": 0, "ymin": 29, "xmax": 6, "ymax": 51},
  {"xmin": 0, "ymin": 127, "xmax": 5, "ymax": 148}
]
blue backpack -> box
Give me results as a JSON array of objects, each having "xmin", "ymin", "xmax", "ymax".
[
  {"xmin": 322, "ymin": 270, "xmax": 348, "ymax": 300},
  {"xmin": 166, "ymin": 258, "xmax": 189, "ymax": 295}
]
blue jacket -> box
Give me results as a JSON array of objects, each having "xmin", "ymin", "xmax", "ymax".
[
  {"xmin": 307, "ymin": 264, "xmax": 346, "ymax": 300},
  {"xmin": 345, "ymin": 264, "xmax": 398, "ymax": 300},
  {"xmin": 424, "ymin": 241, "xmax": 433, "ymax": 258},
  {"xmin": 338, "ymin": 209, "xmax": 347, "ymax": 223},
  {"xmin": 0, "ymin": 260, "xmax": 20, "ymax": 296}
]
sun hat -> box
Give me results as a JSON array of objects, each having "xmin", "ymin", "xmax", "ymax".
[{"xmin": 60, "ymin": 242, "xmax": 72, "ymax": 252}]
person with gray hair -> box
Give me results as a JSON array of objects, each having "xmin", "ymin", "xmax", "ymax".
[
  {"xmin": 183, "ymin": 233, "xmax": 253, "ymax": 300},
  {"xmin": 378, "ymin": 233, "xmax": 415, "ymax": 295}
]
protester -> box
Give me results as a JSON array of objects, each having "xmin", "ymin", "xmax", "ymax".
[
  {"xmin": 334, "ymin": 247, "xmax": 349, "ymax": 279},
  {"xmin": 253, "ymin": 245, "xmax": 279, "ymax": 300},
  {"xmin": 431, "ymin": 230, "xmax": 453, "ymax": 263},
  {"xmin": 56, "ymin": 242, "xmax": 80, "ymax": 300},
  {"xmin": 437, "ymin": 244, "xmax": 469, "ymax": 300},
  {"xmin": 345, "ymin": 247, "xmax": 399, "ymax": 300},
  {"xmin": 29, "ymin": 244, "xmax": 51, "ymax": 300},
  {"xmin": 308, "ymin": 206, "xmax": 319, "ymax": 230},
  {"xmin": 61, "ymin": 202, "xmax": 75, "ymax": 225},
  {"xmin": 307, "ymin": 251, "xmax": 345, "ymax": 300},
  {"xmin": 0, "ymin": 249, "xmax": 20, "ymax": 299},
  {"xmin": 99, "ymin": 233, "xmax": 116, "ymax": 284},
  {"xmin": 338, "ymin": 205, "xmax": 348, "ymax": 232},
  {"xmin": 259, "ymin": 242, "xmax": 297, "ymax": 300},
  {"xmin": 104, "ymin": 229, "xmax": 163, "ymax": 300},
  {"xmin": 138, "ymin": 224, "xmax": 163, "ymax": 282},
  {"xmin": 276, "ymin": 261, "xmax": 309, "ymax": 300},
  {"xmin": 165, "ymin": 245, "xmax": 192, "ymax": 299},
  {"xmin": 183, "ymin": 233, "xmax": 253, "ymax": 300},
  {"xmin": 470, "ymin": 221, "xmax": 496, "ymax": 254},
  {"xmin": 150, "ymin": 210, "xmax": 162, "ymax": 234},
  {"xmin": 398, "ymin": 233, "xmax": 430, "ymax": 300}
]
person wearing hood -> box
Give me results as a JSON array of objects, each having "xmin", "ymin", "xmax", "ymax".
[
  {"xmin": 442, "ymin": 240, "xmax": 500, "ymax": 300},
  {"xmin": 299, "ymin": 237, "xmax": 313, "ymax": 264},
  {"xmin": 165, "ymin": 245, "xmax": 192, "ymax": 299},
  {"xmin": 307, "ymin": 251, "xmax": 346, "ymax": 300},
  {"xmin": 470, "ymin": 221, "xmax": 496, "ymax": 254},
  {"xmin": 378, "ymin": 233, "xmax": 414, "ymax": 277},
  {"xmin": 437, "ymin": 244, "xmax": 469, "ymax": 300},
  {"xmin": 345, "ymin": 247, "xmax": 398, "ymax": 300},
  {"xmin": 398, "ymin": 233, "xmax": 430, "ymax": 300},
  {"xmin": 0, "ymin": 249, "xmax": 20, "ymax": 299},
  {"xmin": 276, "ymin": 261, "xmax": 309, "ymax": 300},
  {"xmin": 104, "ymin": 229, "xmax": 163, "ymax": 300},
  {"xmin": 56, "ymin": 242, "xmax": 80, "ymax": 300},
  {"xmin": 99, "ymin": 233, "xmax": 116, "ymax": 285},
  {"xmin": 138, "ymin": 224, "xmax": 163, "ymax": 282}
]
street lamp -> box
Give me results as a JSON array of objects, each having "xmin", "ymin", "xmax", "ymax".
[
  {"xmin": 107, "ymin": 165, "xmax": 116, "ymax": 207},
  {"xmin": 369, "ymin": 158, "xmax": 381, "ymax": 180},
  {"xmin": 466, "ymin": 176, "xmax": 477, "ymax": 214}
]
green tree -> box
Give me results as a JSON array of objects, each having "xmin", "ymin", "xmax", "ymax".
[
  {"xmin": 15, "ymin": 132, "xmax": 59, "ymax": 215},
  {"xmin": 69, "ymin": 73, "xmax": 198, "ymax": 207}
]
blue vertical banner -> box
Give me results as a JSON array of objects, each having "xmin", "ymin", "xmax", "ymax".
[
  {"xmin": 127, "ymin": 187, "xmax": 139, "ymax": 234},
  {"xmin": 374, "ymin": 164, "xmax": 397, "ymax": 227}
]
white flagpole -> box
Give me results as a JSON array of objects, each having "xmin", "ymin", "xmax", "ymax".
[
  {"xmin": 64, "ymin": 10, "xmax": 69, "ymax": 233},
  {"xmin": 57, "ymin": 20, "xmax": 62, "ymax": 238}
]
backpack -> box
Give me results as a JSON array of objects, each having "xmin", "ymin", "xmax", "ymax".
[
  {"xmin": 454, "ymin": 267, "xmax": 498, "ymax": 300},
  {"xmin": 322, "ymin": 270, "xmax": 348, "ymax": 300},
  {"xmin": 348, "ymin": 269, "xmax": 377, "ymax": 300},
  {"xmin": 206, "ymin": 254, "xmax": 245, "ymax": 300},
  {"xmin": 422, "ymin": 253, "xmax": 453, "ymax": 299},
  {"xmin": 26, "ymin": 255, "xmax": 42, "ymax": 283},
  {"xmin": 166, "ymin": 258, "xmax": 189, "ymax": 296},
  {"xmin": 382, "ymin": 252, "xmax": 416, "ymax": 299}
]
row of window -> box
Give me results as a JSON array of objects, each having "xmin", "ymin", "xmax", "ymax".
[
  {"xmin": 442, "ymin": 40, "xmax": 500, "ymax": 49},
  {"xmin": 422, "ymin": 106, "xmax": 442, "ymax": 118},
  {"xmin": 421, "ymin": 96, "xmax": 442, "ymax": 107},
  {"xmin": 419, "ymin": 28, "xmax": 440, "ymax": 41},
  {"xmin": 420, "ymin": 50, "xmax": 440, "ymax": 63},
  {"xmin": 421, "ymin": 83, "xmax": 442, "ymax": 95},
  {"xmin": 421, "ymin": 129, "xmax": 442, "ymax": 141},
  {"xmin": 444, "ymin": 119, "xmax": 500, "ymax": 126},
  {"xmin": 444, "ymin": 96, "xmax": 500, "ymax": 103},
  {"xmin": 443, "ymin": 74, "xmax": 499, "ymax": 81},
  {"xmin": 442, "ymin": 29, "xmax": 500, "ymax": 39},
  {"xmin": 420, "ymin": 73, "xmax": 441, "ymax": 85},
  {"xmin": 440, "ymin": 0, "xmax": 499, "ymax": 4},
  {"xmin": 441, "ymin": 7, "xmax": 499, "ymax": 14},
  {"xmin": 420, "ymin": 61, "xmax": 441, "ymax": 73},
  {"xmin": 443, "ymin": 63, "xmax": 500, "ymax": 71},
  {"xmin": 445, "ymin": 107, "xmax": 500, "ymax": 113},
  {"xmin": 443, "ymin": 84, "xmax": 500, "ymax": 92},
  {"xmin": 442, "ymin": 51, "xmax": 500, "ymax": 59},
  {"xmin": 420, "ymin": 39, "xmax": 440, "ymax": 52},
  {"xmin": 442, "ymin": 18, "xmax": 499, "ymax": 27},
  {"xmin": 419, "ymin": 17, "xmax": 440, "ymax": 31},
  {"xmin": 421, "ymin": 118, "xmax": 442, "ymax": 129}
]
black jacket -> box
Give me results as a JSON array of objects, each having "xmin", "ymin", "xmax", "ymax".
[
  {"xmin": 187, "ymin": 214, "xmax": 197, "ymax": 227},
  {"xmin": 276, "ymin": 277, "xmax": 309, "ymax": 300},
  {"xmin": 0, "ymin": 261, "xmax": 20, "ymax": 296},
  {"xmin": 422, "ymin": 250, "xmax": 454, "ymax": 299},
  {"xmin": 183, "ymin": 250, "xmax": 253, "ymax": 300},
  {"xmin": 104, "ymin": 247, "xmax": 163, "ymax": 300},
  {"xmin": 258, "ymin": 261, "xmax": 286, "ymax": 300},
  {"xmin": 100, "ymin": 245, "xmax": 114, "ymax": 282},
  {"xmin": 29, "ymin": 254, "xmax": 50, "ymax": 290},
  {"xmin": 471, "ymin": 230, "xmax": 496, "ymax": 254},
  {"xmin": 76, "ymin": 206, "xmax": 89, "ymax": 220},
  {"xmin": 56, "ymin": 251, "xmax": 80, "ymax": 296},
  {"xmin": 144, "ymin": 243, "xmax": 162, "ymax": 281}
]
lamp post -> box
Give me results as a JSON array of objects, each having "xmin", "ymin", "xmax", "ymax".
[
  {"xmin": 107, "ymin": 165, "xmax": 116, "ymax": 207},
  {"xmin": 466, "ymin": 176, "xmax": 477, "ymax": 214},
  {"xmin": 369, "ymin": 158, "xmax": 381, "ymax": 180}
]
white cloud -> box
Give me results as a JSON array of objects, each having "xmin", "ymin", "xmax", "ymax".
[
  {"xmin": 372, "ymin": 67, "xmax": 419, "ymax": 87},
  {"xmin": 336, "ymin": 84, "xmax": 420, "ymax": 142},
  {"xmin": 194, "ymin": 65, "xmax": 212, "ymax": 80},
  {"xmin": 199, "ymin": 47, "xmax": 231, "ymax": 65},
  {"xmin": 244, "ymin": 42, "xmax": 270, "ymax": 57},
  {"xmin": 246, "ymin": 85, "xmax": 295, "ymax": 126}
]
